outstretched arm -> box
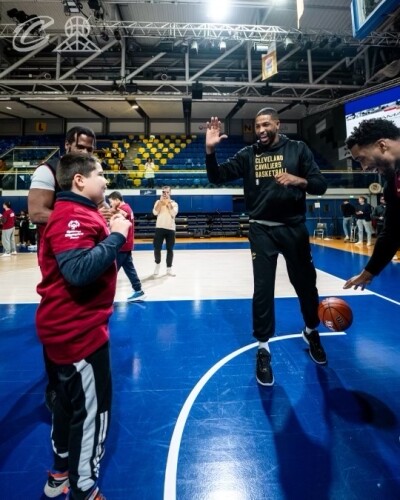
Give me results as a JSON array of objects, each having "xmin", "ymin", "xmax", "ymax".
[{"xmin": 343, "ymin": 269, "xmax": 374, "ymax": 290}]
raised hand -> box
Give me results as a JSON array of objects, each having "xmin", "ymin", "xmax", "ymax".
[
  {"xmin": 109, "ymin": 213, "xmax": 131, "ymax": 238},
  {"xmin": 205, "ymin": 117, "xmax": 228, "ymax": 153}
]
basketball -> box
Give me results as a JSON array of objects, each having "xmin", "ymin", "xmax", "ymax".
[{"xmin": 318, "ymin": 297, "xmax": 353, "ymax": 332}]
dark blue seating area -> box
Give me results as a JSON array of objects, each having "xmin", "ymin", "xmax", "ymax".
[
  {"xmin": 153, "ymin": 136, "xmax": 245, "ymax": 187},
  {"xmin": 0, "ymin": 133, "xmax": 336, "ymax": 189},
  {"xmin": 134, "ymin": 212, "xmax": 250, "ymax": 238}
]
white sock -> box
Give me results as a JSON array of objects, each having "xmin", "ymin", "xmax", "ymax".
[
  {"xmin": 305, "ymin": 327, "xmax": 314, "ymax": 334},
  {"xmin": 258, "ymin": 341, "xmax": 270, "ymax": 352}
]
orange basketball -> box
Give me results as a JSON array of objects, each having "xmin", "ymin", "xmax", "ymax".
[{"xmin": 318, "ymin": 297, "xmax": 353, "ymax": 332}]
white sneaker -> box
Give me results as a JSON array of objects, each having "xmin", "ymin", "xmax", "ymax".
[
  {"xmin": 367, "ymin": 242, "xmax": 373, "ymax": 247},
  {"xmin": 1, "ymin": 253, "xmax": 11, "ymax": 257},
  {"xmin": 154, "ymin": 263, "xmax": 160, "ymax": 276},
  {"xmin": 11, "ymin": 251, "xmax": 17, "ymax": 255},
  {"xmin": 344, "ymin": 236, "xmax": 349, "ymax": 241},
  {"xmin": 167, "ymin": 267, "xmax": 176, "ymax": 276},
  {"xmin": 393, "ymin": 255, "xmax": 398, "ymax": 261}
]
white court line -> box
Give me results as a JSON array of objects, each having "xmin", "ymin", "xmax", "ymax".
[{"xmin": 163, "ymin": 331, "xmax": 346, "ymax": 500}]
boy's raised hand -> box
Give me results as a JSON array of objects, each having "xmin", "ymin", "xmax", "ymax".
[{"xmin": 109, "ymin": 213, "xmax": 131, "ymax": 238}]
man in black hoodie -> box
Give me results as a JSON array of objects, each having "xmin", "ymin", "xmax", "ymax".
[
  {"xmin": 205, "ymin": 108, "xmax": 328, "ymax": 386},
  {"xmin": 344, "ymin": 118, "xmax": 400, "ymax": 290}
]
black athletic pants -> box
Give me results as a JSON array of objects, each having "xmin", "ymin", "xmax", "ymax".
[
  {"xmin": 116, "ymin": 251, "xmax": 142, "ymax": 291},
  {"xmin": 249, "ymin": 222, "xmax": 320, "ymax": 342},
  {"xmin": 153, "ymin": 228, "xmax": 175, "ymax": 267},
  {"xmin": 51, "ymin": 342, "xmax": 112, "ymax": 499}
]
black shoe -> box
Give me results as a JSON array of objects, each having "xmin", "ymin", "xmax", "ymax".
[
  {"xmin": 45, "ymin": 389, "xmax": 57, "ymax": 412},
  {"xmin": 256, "ymin": 348, "xmax": 274, "ymax": 386},
  {"xmin": 302, "ymin": 329, "xmax": 327, "ymax": 365}
]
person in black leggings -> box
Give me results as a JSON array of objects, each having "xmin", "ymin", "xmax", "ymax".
[{"xmin": 152, "ymin": 186, "xmax": 179, "ymax": 276}]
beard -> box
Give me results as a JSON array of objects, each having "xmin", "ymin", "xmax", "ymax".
[
  {"xmin": 371, "ymin": 157, "xmax": 396, "ymax": 177},
  {"xmin": 257, "ymin": 130, "xmax": 278, "ymax": 149}
]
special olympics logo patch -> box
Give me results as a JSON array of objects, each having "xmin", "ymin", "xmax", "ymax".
[
  {"xmin": 68, "ymin": 220, "xmax": 80, "ymax": 231},
  {"xmin": 65, "ymin": 219, "xmax": 84, "ymax": 239}
]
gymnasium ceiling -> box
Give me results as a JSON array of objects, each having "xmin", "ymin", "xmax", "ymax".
[{"xmin": 0, "ymin": 0, "xmax": 400, "ymax": 122}]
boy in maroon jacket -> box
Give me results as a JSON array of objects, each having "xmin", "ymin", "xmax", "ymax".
[
  {"xmin": 36, "ymin": 153, "xmax": 130, "ymax": 500},
  {"xmin": 108, "ymin": 191, "xmax": 145, "ymax": 301}
]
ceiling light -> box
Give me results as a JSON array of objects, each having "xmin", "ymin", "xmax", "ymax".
[
  {"xmin": 62, "ymin": 1, "xmax": 81, "ymax": 16},
  {"xmin": 219, "ymin": 40, "xmax": 226, "ymax": 52},
  {"xmin": 7, "ymin": 9, "xmax": 29, "ymax": 24},
  {"xmin": 100, "ymin": 30, "xmax": 109, "ymax": 42},
  {"xmin": 114, "ymin": 29, "xmax": 122, "ymax": 41},
  {"xmin": 207, "ymin": 0, "xmax": 229, "ymax": 21},
  {"xmin": 318, "ymin": 37, "xmax": 329, "ymax": 49},
  {"xmin": 190, "ymin": 41, "xmax": 198, "ymax": 53},
  {"xmin": 254, "ymin": 43, "xmax": 269, "ymax": 53},
  {"xmin": 329, "ymin": 36, "xmax": 342, "ymax": 49},
  {"xmin": 284, "ymin": 36, "xmax": 294, "ymax": 51},
  {"xmin": 7, "ymin": 8, "xmax": 41, "ymax": 34},
  {"xmin": 88, "ymin": 0, "xmax": 104, "ymax": 20},
  {"xmin": 20, "ymin": 97, "xmax": 69, "ymax": 101},
  {"xmin": 88, "ymin": 0, "xmax": 101, "ymax": 8}
]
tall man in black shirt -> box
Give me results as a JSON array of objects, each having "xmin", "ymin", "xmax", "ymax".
[
  {"xmin": 344, "ymin": 118, "xmax": 400, "ymax": 290},
  {"xmin": 205, "ymin": 108, "xmax": 328, "ymax": 386},
  {"xmin": 340, "ymin": 199, "xmax": 356, "ymax": 241}
]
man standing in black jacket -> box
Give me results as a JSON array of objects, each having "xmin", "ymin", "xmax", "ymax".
[
  {"xmin": 344, "ymin": 118, "xmax": 400, "ymax": 290},
  {"xmin": 205, "ymin": 108, "xmax": 328, "ymax": 386},
  {"xmin": 340, "ymin": 199, "xmax": 356, "ymax": 241}
]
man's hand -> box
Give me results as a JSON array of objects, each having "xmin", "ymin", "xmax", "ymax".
[
  {"xmin": 343, "ymin": 269, "xmax": 374, "ymax": 290},
  {"xmin": 109, "ymin": 213, "xmax": 130, "ymax": 238},
  {"xmin": 206, "ymin": 117, "xmax": 228, "ymax": 154},
  {"xmin": 275, "ymin": 172, "xmax": 307, "ymax": 189}
]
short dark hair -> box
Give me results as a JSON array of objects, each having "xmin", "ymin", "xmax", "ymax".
[
  {"xmin": 65, "ymin": 126, "xmax": 96, "ymax": 148},
  {"xmin": 345, "ymin": 118, "xmax": 400, "ymax": 149},
  {"xmin": 256, "ymin": 107, "xmax": 279, "ymax": 120},
  {"xmin": 108, "ymin": 191, "xmax": 123, "ymax": 201},
  {"xmin": 57, "ymin": 153, "xmax": 98, "ymax": 191}
]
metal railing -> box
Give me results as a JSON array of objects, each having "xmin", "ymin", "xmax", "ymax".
[{"xmin": 0, "ymin": 169, "xmax": 380, "ymax": 191}]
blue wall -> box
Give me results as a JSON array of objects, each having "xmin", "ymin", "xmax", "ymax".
[
  {"xmin": 0, "ymin": 194, "xmax": 355, "ymax": 237},
  {"xmin": 0, "ymin": 194, "xmax": 233, "ymax": 216}
]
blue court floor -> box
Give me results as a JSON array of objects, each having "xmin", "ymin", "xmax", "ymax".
[{"xmin": 0, "ymin": 242, "xmax": 399, "ymax": 499}]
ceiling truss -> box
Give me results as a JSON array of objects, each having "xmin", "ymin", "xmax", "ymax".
[{"xmin": 0, "ymin": 20, "xmax": 399, "ymax": 112}]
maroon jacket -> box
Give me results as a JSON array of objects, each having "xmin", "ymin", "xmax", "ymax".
[
  {"xmin": 119, "ymin": 201, "xmax": 134, "ymax": 252},
  {"xmin": 36, "ymin": 192, "xmax": 125, "ymax": 364},
  {"xmin": 1, "ymin": 208, "xmax": 15, "ymax": 230}
]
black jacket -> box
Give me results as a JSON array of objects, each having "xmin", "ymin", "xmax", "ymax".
[
  {"xmin": 206, "ymin": 135, "xmax": 327, "ymax": 224},
  {"xmin": 341, "ymin": 202, "xmax": 356, "ymax": 218},
  {"xmin": 366, "ymin": 169, "xmax": 400, "ymax": 275}
]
